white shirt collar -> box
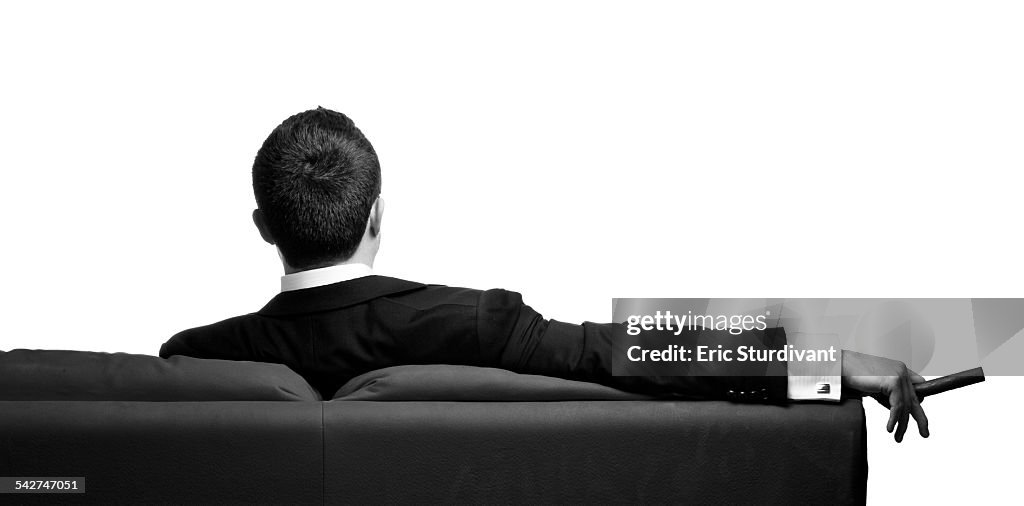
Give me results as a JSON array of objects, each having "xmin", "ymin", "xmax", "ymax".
[{"xmin": 280, "ymin": 263, "xmax": 373, "ymax": 292}]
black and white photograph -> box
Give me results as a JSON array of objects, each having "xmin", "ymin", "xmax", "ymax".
[{"xmin": 0, "ymin": 2, "xmax": 1020, "ymax": 504}]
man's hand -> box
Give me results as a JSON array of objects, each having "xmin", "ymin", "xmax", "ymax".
[{"xmin": 842, "ymin": 350, "xmax": 929, "ymax": 443}]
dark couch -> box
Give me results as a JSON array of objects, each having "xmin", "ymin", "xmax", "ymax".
[{"xmin": 0, "ymin": 350, "xmax": 867, "ymax": 504}]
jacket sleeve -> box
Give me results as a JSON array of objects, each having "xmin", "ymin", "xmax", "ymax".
[
  {"xmin": 158, "ymin": 317, "xmax": 255, "ymax": 361},
  {"xmin": 476, "ymin": 289, "xmax": 790, "ymax": 402},
  {"xmin": 159, "ymin": 327, "xmax": 226, "ymax": 360}
]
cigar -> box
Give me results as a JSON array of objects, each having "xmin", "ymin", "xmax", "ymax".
[{"xmin": 915, "ymin": 367, "xmax": 985, "ymax": 399}]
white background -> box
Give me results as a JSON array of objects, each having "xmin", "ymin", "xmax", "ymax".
[{"xmin": 1, "ymin": 1, "xmax": 1020, "ymax": 503}]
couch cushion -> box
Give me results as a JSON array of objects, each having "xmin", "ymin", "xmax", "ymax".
[
  {"xmin": 333, "ymin": 364, "xmax": 652, "ymax": 401},
  {"xmin": 0, "ymin": 349, "xmax": 320, "ymax": 401},
  {"xmin": 323, "ymin": 399, "xmax": 867, "ymax": 504}
]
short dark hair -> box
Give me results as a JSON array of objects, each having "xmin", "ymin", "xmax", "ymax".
[{"xmin": 252, "ymin": 107, "xmax": 380, "ymax": 270}]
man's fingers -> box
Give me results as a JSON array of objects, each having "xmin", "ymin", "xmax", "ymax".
[
  {"xmin": 895, "ymin": 408, "xmax": 910, "ymax": 443},
  {"xmin": 894, "ymin": 374, "xmax": 915, "ymax": 443},
  {"xmin": 905, "ymin": 375, "xmax": 930, "ymax": 438},
  {"xmin": 886, "ymin": 388, "xmax": 901, "ymax": 433},
  {"xmin": 886, "ymin": 407, "xmax": 898, "ymax": 433},
  {"xmin": 891, "ymin": 377, "xmax": 910, "ymax": 442},
  {"xmin": 909, "ymin": 370, "xmax": 926, "ymax": 384},
  {"xmin": 910, "ymin": 399, "xmax": 930, "ymax": 438}
]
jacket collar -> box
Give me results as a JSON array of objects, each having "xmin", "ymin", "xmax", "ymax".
[{"xmin": 258, "ymin": 275, "xmax": 426, "ymax": 316}]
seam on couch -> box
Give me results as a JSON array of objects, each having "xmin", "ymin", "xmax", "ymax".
[{"xmin": 321, "ymin": 401, "xmax": 326, "ymax": 506}]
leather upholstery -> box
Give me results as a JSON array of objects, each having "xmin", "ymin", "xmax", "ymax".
[
  {"xmin": 0, "ymin": 401, "xmax": 323, "ymax": 505},
  {"xmin": 0, "ymin": 358, "xmax": 867, "ymax": 504},
  {"xmin": 334, "ymin": 364, "xmax": 654, "ymax": 401},
  {"xmin": 0, "ymin": 349, "xmax": 320, "ymax": 401},
  {"xmin": 324, "ymin": 399, "xmax": 866, "ymax": 505}
]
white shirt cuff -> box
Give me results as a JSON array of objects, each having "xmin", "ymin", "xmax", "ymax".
[
  {"xmin": 786, "ymin": 352, "xmax": 842, "ymax": 401},
  {"xmin": 787, "ymin": 373, "xmax": 842, "ymax": 401}
]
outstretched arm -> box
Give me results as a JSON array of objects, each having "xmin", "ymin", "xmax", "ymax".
[
  {"xmin": 476, "ymin": 289, "xmax": 788, "ymax": 402},
  {"xmin": 478, "ymin": 288, "xmax": 934, "ymax": 441}
]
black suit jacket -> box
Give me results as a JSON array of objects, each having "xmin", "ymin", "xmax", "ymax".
[{"xmin": 160, "ymin": 276, "xmax": 788, "ymax": 401}]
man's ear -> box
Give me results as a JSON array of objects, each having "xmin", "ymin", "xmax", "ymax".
[
  {"xmin": 252, "ymin": 209, "xmax": 276, "ymax": 245},
  {"xmin": 367, "ymin": 197, "xmax": 384, "ymax": 237}
]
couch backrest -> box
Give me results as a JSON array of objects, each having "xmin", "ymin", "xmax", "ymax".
[
  {"xmin": 0, "ymin": 349, "xmax": 320, "ymax": 401},
  {"xmin": 333, "ymin": 364, "xmax": 652, "ymax": 401}
]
